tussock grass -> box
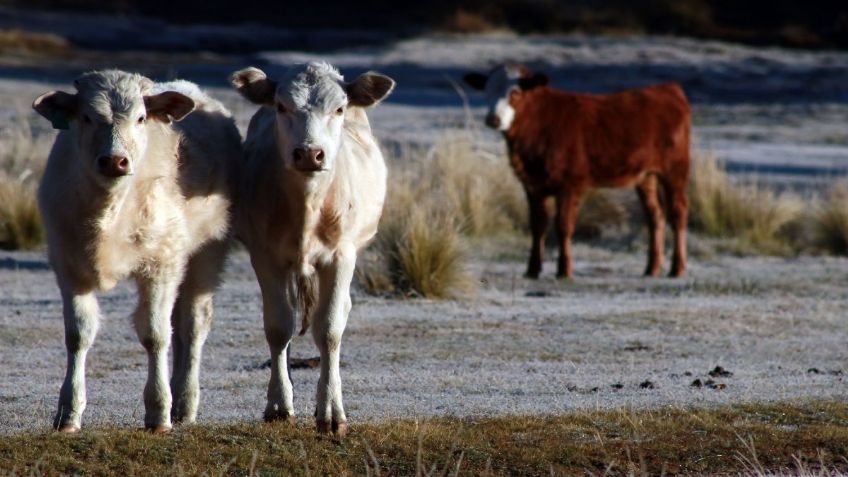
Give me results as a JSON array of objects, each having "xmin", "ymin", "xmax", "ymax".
[
  {"xmin": 813, "ymin": 179, "xmax": 848, "ymax": 255},
  {"xmin": 0, "ymin": 122, "xmax": 48, "ymax": 250},
  {"xmin": 0, "ymin": 173, "xmax": 42, "ymax": 250},
  {"xmin": 0, "ymin": 29, "xmax": 71, "ymax": 56},
  {"xmin": 688, "ymin": 153, "xmax": 804, "ymax": 255},
  {"xmin": 2, "ymin": 401, "xmax": 847, "ymax": 476}
]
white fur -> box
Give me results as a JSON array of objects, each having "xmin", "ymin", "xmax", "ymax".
[
  {"xmin": 484, "ymin": 64, "xmax": 524, "ymax": 131},
  {"xmin": 35, "ymin": 70, "xmax": 242, "ymax": 431},
  {"xmin": 232, "ymin": 62, "xmax": 393, "ymax": 431}
]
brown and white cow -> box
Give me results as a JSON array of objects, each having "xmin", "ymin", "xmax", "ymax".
[
  {"xmin": 33, "ymin": 71, "xmax": 241, "ymax": 432},
  {"xmin": 464, "ymin": 63, "xmax": 691, "ymax": 278},
  {"xmin": 230, "ymin": 62, "xmax": 394, "ymax": 435}
]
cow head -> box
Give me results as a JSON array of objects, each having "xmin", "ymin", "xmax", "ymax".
[
  {"xmin": 463, "ymin": 63, "xmax": 548, "ymax": 132},
  {"xmin": 33, "ymin": 70, "xmax": 195, "ymax": 187},
  {"xmin": 230, "ymin": 62, "xmax": 395, "ymax": 176}
]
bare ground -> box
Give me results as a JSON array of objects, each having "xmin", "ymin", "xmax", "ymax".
[{"xmin": 1, "ymin": 243, "xmax": 846, "ymax": 433}]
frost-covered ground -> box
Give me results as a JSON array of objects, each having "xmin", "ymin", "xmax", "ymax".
[
  {"xmin": 1, "ymin": 25, "xmax": 848, "ymax": 432},
  {"xmin": 1, "ymin": 248, "xmax": 847, "ymax": 432}
]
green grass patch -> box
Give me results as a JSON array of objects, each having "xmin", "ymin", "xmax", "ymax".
[{"xmin": 3, "ymin": 401, "xmax": 848, "ymax": 475}]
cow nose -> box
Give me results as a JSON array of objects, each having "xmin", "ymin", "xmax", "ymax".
[
  {"xmin": 96, "ymin": 155, "xmax": 131, "ymax": 177},
  {"xmin": 292, "ymin": 147, "xmax": 325, "ymax": 171},
  {"xmin": 485, "ymin": 113, "xmax": 501, "ymax": 129}
]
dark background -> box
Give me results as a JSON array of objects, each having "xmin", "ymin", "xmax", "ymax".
[{"xmin": 4, "ymin": 0, "xmax": 848, "ymax": 49}]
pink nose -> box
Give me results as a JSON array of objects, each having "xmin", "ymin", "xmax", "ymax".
[
  {"xmin": 485, "ymin": 113, "xmax": 501, "ymax": 129},
  {"xmin": 292, "ymin": 147, "xmax": 325, "ymax": 171},
  {"xmin": 96, "ymin": 155, "xmax": 130, "ymax": 177}
]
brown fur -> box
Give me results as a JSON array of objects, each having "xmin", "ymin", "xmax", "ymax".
[{"xmin": 502, "ymin": 73, "xmax": 690, "ymax": 278}]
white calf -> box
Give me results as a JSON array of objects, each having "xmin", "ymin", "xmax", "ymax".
[
  {"xmin": 33, "ymin": 70, "xmax": 241, "ymax": 432},
  {"xmin": 230, "ymin": 62, "xmax": 394, "ymax": 435}
]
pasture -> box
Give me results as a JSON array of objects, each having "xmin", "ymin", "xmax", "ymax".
[{"xmin": 1, "ymin": 13, "xmax": 848, "ymax": 475}]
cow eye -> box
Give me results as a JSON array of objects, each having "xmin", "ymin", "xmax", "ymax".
[
  {"xmin": 335, "ymin": 106, "xmax": 344, "ymax": 115},
  {"xmin": 276, "ymin": 103, "xmax": 287, "ymax": 114},
  {"xmin": 137, "ymin": 115, "xmax": 145, "ymax": 124}
]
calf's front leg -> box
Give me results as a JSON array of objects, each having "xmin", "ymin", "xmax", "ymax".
[
  {"xmin": 312, "ymin": 243, "xmax": 356, "ymax": 436},
  {"xmin": 54, "ymin": 288, "xmax": 101, "ymax": 432},
  {"xmin": 135, "ymin": 274, "xmax": 182, "ymax": 432},
  {"xmin": 525, "ymin": 191, "xmax": 549, "ymax": 279},
  {"xmin": 253, "ymin": 259, "xmax": 297, "ymax": 423}
]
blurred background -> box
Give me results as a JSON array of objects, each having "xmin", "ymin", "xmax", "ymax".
[{"xmin": 4, "ymin": 0, "xmax": 848, "ymax": 50}]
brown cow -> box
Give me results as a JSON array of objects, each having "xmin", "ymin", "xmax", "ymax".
[{"xmin": 464, "ymin": 63, "xmax": 690, "ymax": 278}]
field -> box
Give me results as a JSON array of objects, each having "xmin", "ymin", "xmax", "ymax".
[{"xmin": 2, "ymin": 11, "xmax": 848, "ymax": 475}]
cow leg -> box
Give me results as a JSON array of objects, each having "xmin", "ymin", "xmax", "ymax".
[
  {"xmin": 555, "ymin": 189, "xmax": 584, "ymax": 279},
  {"xmin": 525, "ymin": 191, "xmax": 549, "ymax": 279},
  {"xmin": 170, "ymin": 240, "xmax": 228, "ymax": 424},
  {"xmin": 134, "ymin": 272, "xmax": 183, "ymax": 432},
  {"xmin": 253, "ymin": 259, "xmax": 297, "ymax": 423},
  {"xmin": 636, "ymin": 175, "xmax": 665, "ymax": 277},
  {"xmin": 54, "ymin": 287, "xmax": 100, "ymax": 432},
  {"xmin": 312, "ymin": 242, "xmax": 356, "ymax": 436},
  {"xmin": 665, "ymin": 179, "xmax": 689, "ymax": 277}
]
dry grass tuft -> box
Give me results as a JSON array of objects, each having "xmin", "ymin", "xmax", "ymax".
[
  {"xmin": 0, "ymin": 121, "xmax": 49, "ymax": 250},
  {"xmin": 813, "ymin": 179, "xmax": 848, "ymax": 255},
  {"xmin": 688, "ymin": 153, "xmax": 803, "ymax": 255},
  {"xmin": 0, "ymin": 173, "xmax": 42, "ymax": 250},
  {"xmin": 0, "ymin": 29, "xmax": 71, "ymax": 56}
]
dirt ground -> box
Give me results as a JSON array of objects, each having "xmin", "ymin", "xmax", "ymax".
[{"xmin": 1, "ymin": 243, "xmax": 846, "ymax": 433}]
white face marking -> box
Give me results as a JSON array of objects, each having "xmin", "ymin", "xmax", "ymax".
[
  {"xmin": 483, "ymin": 65, "xmax": 524, "ymax": 131},
  {"xmin": 273, "ymin": 62, "xmax": 348, "ymax": 173}
]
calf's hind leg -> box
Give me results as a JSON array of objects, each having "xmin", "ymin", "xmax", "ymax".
[
  {"xmin": 54, "ymin": 288, "xmax": 101, "ymax": 432},
  {"xmin": 665, "ymin": 178, "xmax": 688, "ymax": 277},
  {"xmin": 170, "ymin": 241, "xmax": 228, "ymax": 424},
  {"xmin": 636, "ymin": 175, "xmax": 665, "ymax": 277}
]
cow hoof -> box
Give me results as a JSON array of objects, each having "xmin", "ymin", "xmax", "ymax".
[
  {"xmin": 333, "ymin": 421, "xmax": 349, "ymax": 437},
  {"xmin": 146, "ymin": 424, "xmax": 172, "ymax": 434},
  {"xmin": 316, "ymin": 419, "xmax": 348, "ymax": 437},
  {"xmin": 669, "ymin": 269, "xmax": 685, "ymax": 278},
  {"xmin": 524, "ymin": 271, "xmax": 540, "ymax": 279},
  {"xmin": 264, "ymin": 414, "xmax": 296, "ymax": 425},
  {"xmin": 57, "ymin": 424, "xmax": 80, "ymax": 433}
]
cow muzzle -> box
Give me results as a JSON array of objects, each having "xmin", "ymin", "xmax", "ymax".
[
  {"xmin": 292, "ymin": 147, "xmax": 325, "ymax": 172},
  {"xmin": 485, "ymin": 113, "xmax": 501, "ymax": 129},
  {"xmin": 96, "ymin": 155, "xmax": 132, "ymax": 178}
]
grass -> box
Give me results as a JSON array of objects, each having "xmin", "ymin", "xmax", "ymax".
[
  {"xmin": 813, "ymin": 179, "xmax": 848, "ymax": 255},
  {"xmin": 0, "ymin": 121, "xmax": 48, "ymax": 251},
  {"xmin": 3, "ymin": 401, "xmax": 848, "ymax": 476},
  {"xmin": 687, "ymin": 153, "xmax": 804, "ymax": 255},
  {"xmin": 0, "ymin": 30, "xmax": 71, "ymax": 56}
]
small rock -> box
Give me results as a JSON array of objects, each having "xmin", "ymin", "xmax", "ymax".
[
  {"xmin": 639, "ymin": 380, "xmax": 655, "ymax": 389},
  {"xmin": 611, "ymin": 383, "xmax": 624, "ymax": 390},
  {"xmin": 808, "ymin": 367, "xmax": 822, "ymax": 374},
  {"xmin": 708, "ymin": 366, "xmax": 733, "ymax": 378},
  {"xmin": 525, "ymin": 290, "xmax": 549, "ymax": 297},
  {"xmin": 691, "ymin": 379, "xmax": 703, "ymax": 388},
  {"xmin": 683, "ymin": 371, "xmax": 693, "ymax": 377}
]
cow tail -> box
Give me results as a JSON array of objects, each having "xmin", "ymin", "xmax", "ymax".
[{"xmin": 296, "ymin": 273, "xmax": 318, "ymax": 336}]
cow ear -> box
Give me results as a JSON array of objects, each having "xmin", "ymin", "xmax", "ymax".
[
  {"xmin": 144, "ymin": 91, "xmax": 195, "ymax": 123},
  {"xmin": 230, "ymin": 67, "xmax": 277, "ymax": 106},
  {"xmin": 346, "ymin": 72, "xmax": 395, "ymax": 107},
  {"xmin": 518, "ymin": 73, "xmax": 549, "ymax": 91},
  {"xmin": 463, "ymin": 72, "xmax": 488, "ymax": 91},
  {"xmin": 33, "ymin": 91, "xmax": 77, "ymax": 130}
]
